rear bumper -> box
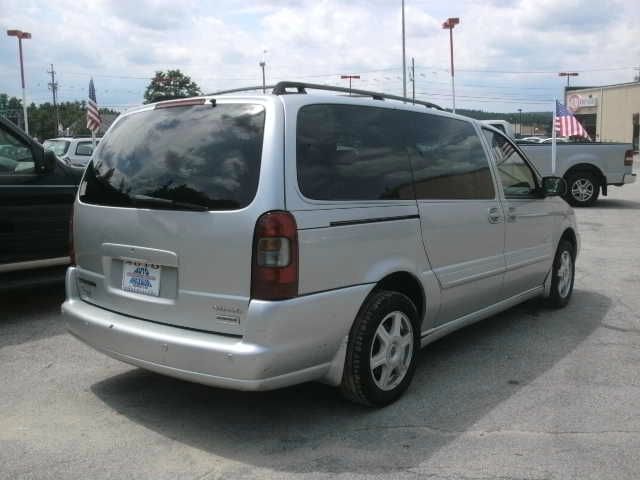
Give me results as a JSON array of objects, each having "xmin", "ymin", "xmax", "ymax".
[
  {"xmin": 62, "ymin": 267, "xmax": 371, "ymax": 391},
  {"xmin": 623, "ymin": 173, "xmax": 637, "ymax": 184}
]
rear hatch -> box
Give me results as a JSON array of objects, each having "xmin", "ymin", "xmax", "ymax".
[{"xmin": 73, "ymin": 98, "xmax": 282, "ymax": 336}]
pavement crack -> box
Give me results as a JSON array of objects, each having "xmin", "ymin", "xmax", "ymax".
[{"xmin": 601, "ymin": 323, "xmax": 640, "ymax": 334}]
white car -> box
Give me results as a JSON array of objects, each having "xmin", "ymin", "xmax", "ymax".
[
  {"xmin": 519, "ymin": 136, "xmax": 544, "ymax": 143},
  {"xmin": 43, "ymin": 137, "xmax": 100, "ymax": 167}
]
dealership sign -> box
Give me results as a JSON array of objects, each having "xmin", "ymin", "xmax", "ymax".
[{"xmin": 567, "ymin": 94, "xmax": 598, "ymax": 112}]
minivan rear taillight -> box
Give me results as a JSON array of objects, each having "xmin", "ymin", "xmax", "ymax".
[
  {"xmin": 251, "ymin": 211, "xmax": 298, "ymax": 300},
  {"xmin": 624, "ymin": 149, "xmax": 634, "ymax": 167}
]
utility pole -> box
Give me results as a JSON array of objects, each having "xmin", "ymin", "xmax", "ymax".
[
  {"xmin": 402, "ymin": 0, "xmax": 406, "ymax": 99},
  {"xmin": 47, "ymin": 63, "xmax": 60, "ymax": 134},
  {"xmin": 410, "ymin": 57, "xmax": 415, "ymax": 104}
]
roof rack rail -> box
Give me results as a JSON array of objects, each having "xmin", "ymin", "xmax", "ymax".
[
  {"xmin": 210, "ymin": 85, "xmax": 276, "ymax": 95},
  {"xmin": 271, "ymin": 81, "xmax": 443, "ymax": 110},
  {"xmin": 210, "ymin": 81, "xmax": 443, "ymax": 111}
]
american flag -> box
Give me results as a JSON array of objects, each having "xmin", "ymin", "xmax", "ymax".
[
  {"xmin": 86, "ymin": 78, "xmax": 102, "ymax": 133},
  {"xmin": 555, "ymin": 100, "xmax": 590, "ymax": 140}
]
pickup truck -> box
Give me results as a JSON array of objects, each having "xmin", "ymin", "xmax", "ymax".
[
  {"xmin": 518, "ymin": 142, "xmax": 636, "ymax": 207},
  {"xmin": 0, "ymin": 116, "xmax": 83, "ymax": 285}
]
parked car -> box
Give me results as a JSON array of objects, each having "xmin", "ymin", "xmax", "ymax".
[
  {"xmin": 519, "ymin": 136, "xmax": 544, "ymax": 143},
  {"xmin": 0, "ymin": 117, "xmax": 83, "ymax": 277},
  {"xmin": 62, "ymin": 83, "xmax": 579, "ymax": 406},
  {"xmin": 539, "ymin": 137, "xmax": 569, "ymax": 143},
  {"xmin": 520, "ymin": 141, "xmax": 636, "ymax": 206},
  {"xmin": 43, "ymin": 137, "xmax": 100, "ymax": 167}
]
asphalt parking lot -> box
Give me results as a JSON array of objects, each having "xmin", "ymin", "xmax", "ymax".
[{"xmin": 2, "ymin": 181, "xmax": 640, "ymax": 480}]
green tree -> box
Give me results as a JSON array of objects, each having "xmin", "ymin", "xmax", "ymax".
[{"xmin": 143, "ymin": 69, "xmax": 201, "ymax": 104}]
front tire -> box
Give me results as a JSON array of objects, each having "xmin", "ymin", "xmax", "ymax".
[
  {"xmin": 547, "ymin": 240, "xmax": 575, "ymax": 308},
  {"xmin": 565, "ymin": 172, "xmax": 599, "ymax": 207},
  {"xmin": 340, "ymin": 290, "xmax": 419, "ymax": 407}
]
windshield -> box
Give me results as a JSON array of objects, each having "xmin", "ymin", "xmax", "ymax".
[
  {"xmin": 79, "ymin": 102, "xmax": 265, "ymax": 211},
  {"xmin": 43, "ymin": 139, "xmax": 70, "ymax": 156}
]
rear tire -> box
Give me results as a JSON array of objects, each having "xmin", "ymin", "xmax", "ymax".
[
  {"xmin": 546, "ymin": 240, "xmax": 575, "ymax": 309},
  {"xmin": 340, "ymin": 290, "xmax": 419, "ymax": 407},
  {"xmin": 564, "ymin": 172, "xmax": 599, "ymax": 207}
]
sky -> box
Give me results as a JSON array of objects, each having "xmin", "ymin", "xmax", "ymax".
[{"xmin": 1, "ymin": 0, "xmax": 639, "ymax": 113}]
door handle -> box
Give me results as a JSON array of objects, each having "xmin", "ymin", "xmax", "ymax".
[
  {"xmin": 488, "ymin": 207, "xmax": 503, "ymax": 224},
  {"xmin": 507, "ymin": 206, "xmax": 517, "ymax": 223}
]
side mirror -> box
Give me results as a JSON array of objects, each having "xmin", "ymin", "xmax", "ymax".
[
  {"xmin": 37, "ymin": 149, "xmax": 57, "ymax": 173},
  {"xmin": 541, "ymin": 176, "xmax": 567, "ymax": 197}
]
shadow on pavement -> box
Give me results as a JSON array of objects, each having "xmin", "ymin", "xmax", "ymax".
[
  {"xmin": 92, "ymin": 289, "xmax": 610, "ymax": 474},
  {"xmin": 592, "ymin": 199, "xmax": 640, "ymax": 210},
  {"xmin": 0, "ymin": 281, "xmax": 66, "ymax": 348}
]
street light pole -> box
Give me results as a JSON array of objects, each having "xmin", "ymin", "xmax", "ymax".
[
  {"xmin": 559, "ymin": 71, "xmax": 579, "ymax": 87},
  {"xmin": 518, "ymin": 108, "xmax": 522, "ymax": 136},
  {"xmin": 340, "ymin": 75, "xmax": 360, "ymax": 96},
  {"xmin": 259, "ymin": 50, "xmax": 267, "ymax": 94},
  {"xmin": 7, "ymin": 29, "xmax": 31, "ymax": 135},
  {"xmin": 402, "ymin": 0, "xmax": 406, "ymax": 99},
  {"xmin": 442, "ymin": 18, "xmax": 459, "ymax": 113}
]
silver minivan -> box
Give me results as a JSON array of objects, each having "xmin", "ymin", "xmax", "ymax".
[{"xmin": 62, "ymin": 83, "xmax": 579, "ymax": 406}]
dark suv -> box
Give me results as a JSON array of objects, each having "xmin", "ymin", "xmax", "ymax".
[{"xmin": 0, "ymin": 116, "xmax": 82, "ymax": 284}]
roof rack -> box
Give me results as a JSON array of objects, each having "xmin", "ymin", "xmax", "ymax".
[
  {"xmin": 271, "ymin": 81, "xmax": 443, "ymax": 110},
  {"xmin": 210, "ymin": 81, "xmax": 443, "ymax": 111}
]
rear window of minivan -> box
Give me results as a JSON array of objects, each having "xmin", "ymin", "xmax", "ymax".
[
  {"xmin": 296, "ymin": 104, "xmax": 414, "ymax": 201},
  {"xmin": 80, "ymin": 103, "xmax": 265, "ymax": 211}
]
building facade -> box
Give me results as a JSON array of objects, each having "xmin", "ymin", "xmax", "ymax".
[{"xmin": 566, "ymin": 82, "xmax": 640, "ymax": 150}]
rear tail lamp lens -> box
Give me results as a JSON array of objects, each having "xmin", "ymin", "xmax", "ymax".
[
  {"xmin": 251, "ymin": 211, "xmax": 298, "ymax": 300},
  {"xmin": 624, "ymin": 149, "xmax": 634, "ymax": 166}
]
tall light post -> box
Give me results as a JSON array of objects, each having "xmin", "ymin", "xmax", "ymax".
[
  {"xmin": 340, "ymin": 75, "xmax": 360, "ymax": 95},
  {"xmin": 402, "ymin": 0, "xmax": 406, "ymax": 98},
  {"xmin": 442, "ymin": 17, "xmax": 459, "ymax": 113},
  {"xmin": 518, "ymin": 108, "xmax": 523, "ymax": 136},
  {"xmin": 259, "ymin": 50, "xmax": 267, "ymax": 93},
  {"xmin": 558, "ymin": 71, "xmax": 579, "ymax": 87},
  {"xmin": 6, "ymin": 29, "xmax": 31, "ymax": 135}
]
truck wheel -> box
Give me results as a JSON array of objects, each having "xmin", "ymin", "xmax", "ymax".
[
  {"xmin": 340, "ymin": 290, "xmax": 419, "ymax": 407},
  {"xmin": 546, "ymin": 240, "xmax": 575, "ymax": 308},
  {"xmin": 565, "ymin": 172, "xmax": 599, "ymax": 207}
]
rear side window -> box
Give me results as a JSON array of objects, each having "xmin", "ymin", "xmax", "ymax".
[
  {"xmin": 43, "ymin": 139, "xmax": 70, "ymax": 156},
  {"xmin": 411, "ymin": 114, "xmax": 495, "ymax": 200},
  {"xmin": 296, "ymin": 104, "xmax": 413, "ymax": 201},
  {"xmin": 75, "ymin": 142, "xmax": 94, "ymax": 156},
  {"xmin": 80, "ymin": 103, "xmax": 265, "ymax": 211}
]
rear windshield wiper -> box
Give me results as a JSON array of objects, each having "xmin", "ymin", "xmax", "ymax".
[{"xmin": 131, "ymin": 195, "xmax": 209, "ymax": 211}]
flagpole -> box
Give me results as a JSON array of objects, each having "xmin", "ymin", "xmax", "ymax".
[{"xmin": 551, "ymin": 98, "xmax": 557, "ymax": 174}]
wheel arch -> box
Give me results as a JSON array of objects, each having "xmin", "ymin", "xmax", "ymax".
[
  {"xmin": 560, "ymin": 227, "xmax": 578, "ymax": 255},
  {"xmin": 564, "ymin": 163, "xmax": 607, "ymax": 190},
  {"xmin": 369, "ymin": 271, "xmax": 426, "ymax": 328}
]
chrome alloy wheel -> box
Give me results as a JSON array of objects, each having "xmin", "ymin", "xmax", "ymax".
[
  {"xmin": 571, "ymin": 178, "xmax": 594, "ymax": 203},
  {"xmin": 557, "ymin": 250, "xmax": 573, "ymax": 298},
  {"xmin": 369, "ymin": 311, "xmax": 414, "ymax": 391}
]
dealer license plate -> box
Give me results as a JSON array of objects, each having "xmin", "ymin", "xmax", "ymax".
[{"xmin": 122, "ymin": 261, "xmax": 162, "ymax": 297}]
